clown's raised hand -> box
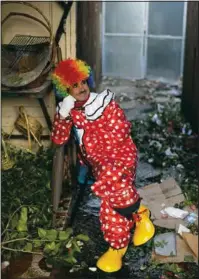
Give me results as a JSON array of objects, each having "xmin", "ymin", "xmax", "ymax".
[{"xmin": 57, "ymin": 95, "xmax": 76, "ymax": 118}]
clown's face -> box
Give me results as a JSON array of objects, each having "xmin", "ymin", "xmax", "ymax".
[{"xmin": 69, "ymin": 80, "xmax": 90, "ymax": 101}]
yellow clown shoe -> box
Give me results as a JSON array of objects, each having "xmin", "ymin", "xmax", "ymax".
[
  {"xmin": 138, "ymin": 204, "xmax": 150, "ymax": 218},
  {"xmin": 132, "ymin": 205, "xmax": 155, "ymax": 246},
  {"xmin": 96, "ymin": 246, "xmax": 127, "ymax": 273}
]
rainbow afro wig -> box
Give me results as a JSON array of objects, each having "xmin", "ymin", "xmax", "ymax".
[{"xmin": 52, "ymin": 58, "xmax": 94, "ymax": 99}]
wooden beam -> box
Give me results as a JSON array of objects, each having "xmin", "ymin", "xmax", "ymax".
[
  {"xmin": 76, "ymin": 2, "xmax": 102, "ymax": 89},
  {"xmin": 182, "ymin": 2, "xmax": 199, "ymax": 133}
]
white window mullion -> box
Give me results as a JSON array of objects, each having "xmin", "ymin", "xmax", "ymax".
[
  {"xmin": 147, "ymin": 35, "xmax": 183, "ymax": 39},
  {"xmin": 180, "ymin": 1, "xmax": 188, "ymax": 75},
  {"xmin": 143, "ymin": 1, "xmax": 149, "ymax": 78},
  {"xmin": 102, "ymin": 1, "xmax": 106, "ymax": 76}
]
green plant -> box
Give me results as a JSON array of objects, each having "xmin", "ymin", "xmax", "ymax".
[
  {"xmin": 154, "ymin": 240, "xmax": 168, "ymax": 248},
  {"xmin": 1, "ymin": 147, "xmax": 54, "ymax": 235},
  {"xmin": 1, "ymin": 147, "xmax": 90, "ymax": 267},
  {"xmin": 1, "ymin": 206, "xmax": 90, "ymax": 267},
  {"xmin": 131, "ymin": 97, "xmax": 198, "ymax": 204}
]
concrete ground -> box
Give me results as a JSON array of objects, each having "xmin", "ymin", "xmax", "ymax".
[{"xmin": 97, "ymin": 76, "xmax": 181, "ymax": 121}]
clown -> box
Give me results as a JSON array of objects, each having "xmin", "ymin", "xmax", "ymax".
[{"xmin": 51, "ymin": 58, "xmax": 155, "ymax": 273}]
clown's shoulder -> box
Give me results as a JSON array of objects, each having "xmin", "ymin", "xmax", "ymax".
[{"xmin": 83, "ymin": 89, "xmax": 117, "ymax": 121}]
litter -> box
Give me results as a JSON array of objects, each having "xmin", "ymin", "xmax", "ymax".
[
  {"xmin": 184, "ymin": 212, "xmax": 198, "ymax": 225},
  {"xmin": 152, "ymin": 234, "xmax": 197, "ymax": 263},
  {"xmin": 160, "ymin": 207, "xmax": 189, "ymax": 219},
  {"xmin": 151, "ymin": 113, "xmax": 162, "ymax": 125},
  {"xmin": 138, "ymin": 177, "xmax": 186, "ymax": 229},
  {"xmin": 154, "ymin": 232, "xmax": 177, "ymax": 256},
  {"xmin": 164, "ymin": 148, "xmax": 178, "ymax": 158},
  {"xmin": 89, "ymin": 267, "xmax": 97, "ymax": 272},
  {"xmin": 177, "ymin": 224, "xmax": 191, "ymax": 236}
]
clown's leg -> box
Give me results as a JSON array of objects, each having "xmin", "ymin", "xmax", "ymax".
[
  {"xmin": 115, "ymin": 202, "xmax": 155, "ymax": 246},
  {"xmin": 96, "ymin": 246, "xmax": 128, "ymax": 273},
  {"xmin": 91, "ymin": 163, "xmax": 140, "ymax": 272},
  {"xmin": 96, "ymin": 200, "xmax": 133, "ymax": 273},
  {"xmin": 132, "ymin": 204, "xmax": 155, "ymax": 246}
]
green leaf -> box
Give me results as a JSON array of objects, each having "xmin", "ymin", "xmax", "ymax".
[
  {"xmin": 72, "ymin": 240, "xmax": 81, "ymax": 253},
  {"xmin": 10, "ymin": 231, "xmax": 18, "ymax": 240},
  {"xmin": 33, "ymin": 240, "xmax": 42, "ymax": 248},
  {"xmin": 16, "ymin": 220, "xmax": 28, "ymax": 232},
  {"xmin": 11, "ymin": 213, "xmax": 19, "ymax": 229},
  {"xmin": 140, "ymin": 265, "xmax": 147, "ymax": 271},
  {"xmin": 76, "ymin": 234, "xmax": 89, "ymax": 242},
  {"xmin": 38, "ymin": 228, "xmax": 47, "ymax": 238},
  {"xmin": 45, "ymin": 229, "xmax": 58, "ymax": 241},
  {"xmin": 44, "ymin": 242, "xmax": 56, "ymax": 253},
  {"xmin": 66, "ymin": 239, "xmax": 72, "ymax": 249},
  {"xmin": 59, "ymin": 231, "xmax": 70, "ymax": 241},
  {"xmin": 20, "ymin": 207, "xmax": 28, "ymax": 223},
  {"xmin": 29, "ymin": 206, "xmax": 39, "ymax": 214},
  {"xmin": 50, "ymin": 243, "xmax": 60, "ymax": 256},
  {"xmin": 65, "ymin": 227, "xmax": 73, "ymax": 236},
  {"xmin": 17, "ymin": 232, "xmax": 28, "ymax": 238},
  {"xmin": 46, "ymin": 181, "xmax": 51, "ymax": 190},
  {"xmin": 23, "ymin": 242, "xmax": 33, "ymax": 252},
  {"xmin": 154, "ymin": 241, "xmax": 160, "ymax": 247},
  {"xmin": 64, "ymin": 256, "xmax": 77, "ymax": 264}
]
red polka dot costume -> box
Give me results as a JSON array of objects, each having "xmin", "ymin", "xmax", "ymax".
[{"xmin": 51, "ymin": 89, "xmax": 140, "ymax": 249}]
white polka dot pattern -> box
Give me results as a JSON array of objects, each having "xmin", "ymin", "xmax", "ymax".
[{"xmin": 51, "ymin": 99, "xmax": 139, "ymax": 249}]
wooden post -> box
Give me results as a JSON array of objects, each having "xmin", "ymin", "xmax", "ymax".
[
  {"xmin": 182, "ymin": 2, "xmax": 199, "ymax": 133},
  {"xmin": 76, "ymin": 2, "xmax": 102, "ymax": 89}
]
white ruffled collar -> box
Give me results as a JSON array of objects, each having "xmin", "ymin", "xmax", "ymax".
[{"xmin": 83, "ymin": 89, "xmax": 115, "ymax": 120}]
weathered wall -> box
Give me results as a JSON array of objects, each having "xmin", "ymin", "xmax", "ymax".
[
  {"xmin": 1, "ymin": 1, "xmax": 76, "ymax": 149},
  {"xmin": 182, "ymin": 2, "xmax": 199, "ymax": 133}
]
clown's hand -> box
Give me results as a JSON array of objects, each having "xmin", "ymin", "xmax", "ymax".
[{"xmin": 58, "ymin": 95, "xmax": 76, "ymax": 118}]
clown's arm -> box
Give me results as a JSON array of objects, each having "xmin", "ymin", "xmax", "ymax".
[
  {"xmin": 51, "ymin": 96, "xmax": 75, "ymax": 145},
  {"xmin": 51, "ymin": 113, "xmax": 73, "ymax": 145}
]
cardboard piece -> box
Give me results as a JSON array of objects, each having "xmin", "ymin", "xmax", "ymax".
[
  {"xmin": 181, "ymin": 232, "xmax": 198, "ymax": 259},
  {"xmin": 138, "ymin": 178, "xmax": 186, "ymax": 229},
  {"xmin": 152, "ymin": 234, "xmax": 197, "ymax": 263},
  {"xmin": 154, "ymin": 218, "xmax": 187, "ymax": 230},
  {"xmin": 138, "ymin": 182, "xmax": 166, "ymax": 203},
  {"xmin": 159, "ymin": 178, "xmax": 182, "ymax": 197}
]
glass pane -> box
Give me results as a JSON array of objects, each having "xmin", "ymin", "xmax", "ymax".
[
  {"xmin": 148, "ymin": 2, "xmax": 184, "ymax": 36},
  {"xmin": 147, "ymin": 38, "xmax": 182, "ymax": 81},
  {"xmin": 104, "ymin": 36, "xmax": 143, "ymax": 79},
  {"xmin": 105, "ymin": 2, "xmax": 145, "ymax": 34}
]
